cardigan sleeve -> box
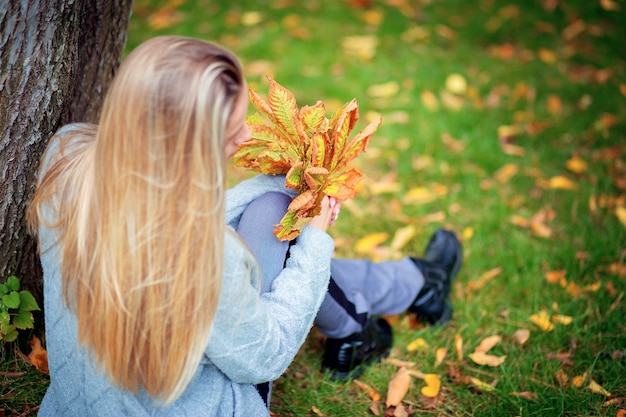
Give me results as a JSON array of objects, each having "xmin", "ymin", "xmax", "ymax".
[{"xmin": 204, "ymin": 225, "xmax": 334, "ymax": 383}]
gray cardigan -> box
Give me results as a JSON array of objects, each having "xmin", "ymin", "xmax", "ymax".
[{"xmin": 37, "ymin": 126, "xmax": 334, "ymax": 416}]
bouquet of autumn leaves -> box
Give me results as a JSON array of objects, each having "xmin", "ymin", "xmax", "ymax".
[{"xmin": 233, "ymin": 78, "xmax": 382, "ymax": 241}]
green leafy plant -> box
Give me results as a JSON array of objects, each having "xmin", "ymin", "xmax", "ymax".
[{"xmin": 0, "ymin": 276, "xmax": 40, "ymax": 343}]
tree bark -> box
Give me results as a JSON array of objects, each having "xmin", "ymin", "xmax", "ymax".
[{"xmin": 0, "ymin": 0, "xmax": 133, "ymax": 310}]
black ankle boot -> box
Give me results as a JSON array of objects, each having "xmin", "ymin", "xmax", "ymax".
[
  {"xmin": 321, "ymin": 317, "xmax": 393, "ymax": 381},
  {"xmin": 408, "ymin": 229, "xmax": 462, "ymax": 325}
]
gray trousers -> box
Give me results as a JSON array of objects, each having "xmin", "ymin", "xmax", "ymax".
[{"xmin": 236, "ymin": 192, "xmax": 424, "ymax": 339}]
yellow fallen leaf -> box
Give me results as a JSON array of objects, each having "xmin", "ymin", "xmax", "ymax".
[
  {"xmin": 566, "ymin": 155, "xmax": 588, "ymax": 174},
  {"xmin": 341, "ymin": 35, "xmax": 378, "ymax": 60},
  {"xmin": 390, "ymin": 225, "xmax": 416, "ymax": 252},
  {"xmin": 407, "ymin": 337, "xmax": 429, "ymax": 352},
  {"xmin": 441, "ymin": 132, "xmax": 465, "ymax": 153},
  {"xmin": 420, "ymin": 374, "xmax": 441, "ymax": 397},
  {"xmin": 511, "ymin": 329, "xmax": 530, "ymax": 346},
  {"xmin": 384, "ymin": 358, "xmax": 417, "ymax": 368},
  {"xmin": 572, "ymin": 372, "xmax": 588, "ymax": 388},
  {"xmin": 585, "ymin": 281, "xmax": 601, "ymax": 292},
  {"xmin": 440, "ymin": 90, "xmax": 465, "ymax": 110},
  {"xmin": 529, "ymin": 220, "xmax": 552, "ymax": 238},
  {"xmin": 468, "ymin": 351, "xmax": 507, "ymax": 367},
  {"xmin": 353, "ymin": 379, "xmax": 381, "ymax": 401},
  {"xmin": 497, "ymin": 125, "xmax": 519, "ymax": 140},
  {"xmin": 475, "ymin": 335, "xmax": 502, "ymax": 353},
  {"xmin": 500, "ymin": 143, "xmax": 526, "ymax": 156},
  {"xmin": 547, "ymin": 94, "xmax": 562, "ymax": 115},
  {"xmin": 445, "ymin": 74, "xmax": 467, "ymax": 95},
  {"xmin": 468, "ymin": 267, "xmax": 502, "ymax": 290},
  {"xmin": 455, "ymin": 334, "xmax": 463, "ymax": 361},
  {"xmin": 566, "ymin": 281, "xmax": 584, "ymax": 297},
  {"xmin": 494, "ymin": 163, "xmax": 519, "ymax": 184},
  {"xmin": 549, "ymin": 175, "xmax": 578, "ymax": 190},
  {"xmin": 421, "ymin": 90, "xmax": 439, "ymax": 111},
  {"xmin": 470, "ymin": 376, "xmax": 495, "ymax": 392},
  {"xmin": 616, "ymin": 206, "xmax": 626, "ymax": 228},
  {"xmin": 241, "ymin": 11, "xmax": 263, "ymax": 26},
  {"xmin": 386, "ymin": 367, "xmax": 411, "ymax": 407},
  {"xmin": 552, "ymin": 314, "xmax": 573, "ymax": 325},
  {"xmin": 538, "ymin": 48, "xmax": 557, "ymax": 64},
  {"xmin": 367, "ymin": 81, "xmax": 400, "ymax": 98},
  {"xmin": 600, "ymin": 0, "xmax": 620, "ymax": 11},
  {"xmin": 530, "ymin": 310, "xmax": 554, "ymax": 331},
  {"xmin": 620, "ymin": 84, "xmax": 626, "ymax": 97},
  {"xmin": 404, "ymin": 187, "xmax": 437, "ymax": 205},
  {"xmin": 462, "ymin": 227, "xmax": 474, "ymax": 240},
  {"xmin": 545, "ymin": 270, "xmax": 567, "ymax": 285},
  {"xmin": 509, "ymin": 214, "xmax": 529, "ymax": 228},
  {"xmin": 588, "ymin": 379, "xmax": 611, "ymax": 397},
  {"xmin": 355, "ymin": 233, "xmax": 389, "ymax": 255},
  {"xmin": 434, "ymin": 347, "xmax": 448, "ymax": 367}
]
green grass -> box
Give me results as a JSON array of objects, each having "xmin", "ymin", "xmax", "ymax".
[{"xmin": 3, "ymin": 0, "xmax": 625, "ymax": 415}]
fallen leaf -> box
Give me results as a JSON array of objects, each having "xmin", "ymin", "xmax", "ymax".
[
  {"xmin": 341, "ymin": 35, "xmax": 378, "ymax": 60},
  {"xmin": 588, "ymin": 379, "xmax": 611, "ymax": 397},
  {"xmin": 538, "ymin": 48, "xmax": 557, "ymax": 64},
  {"xmin": 404, "ymin": 187, "xmax": 437, "ymax": 205},
  {"xmin": 407, "ymin": 337, "xmax": 429, "ymax": 352},
  {"xmin": 474, "ymin": 335, "xmax": 502, "ymax": 353},
  {"xmin": 368, "ymin": 81, "xmax": 400, "ymax": 98},
  {"xmin": 529, "ymin": 220, "xmax": 552, "ymax": 238},
  {"xmin": 530, "ymin": 310, "xmax": 554, "ymax": 331},
  {"xmin": 566, "ymin": 156, "xmax": 588, "ymax": 174},
  {"xmin": 441, "ymin": 132, "xmax": 465, "ymax": 153},
  {"xmin": 434, "ymin": 348, "xmax": 448, "ymax": 367},
  {"xmin": 469, "ymin": 351, "xmax": 507, "ymax": 367},
  {"xmin": 468, "ymin": 267, "xmax": 502, "ymax": 290},
  {"xmin": 384, "ymin": 358, "xmax": 417, "ymax": 368},
  {"xmin": 421, "ymin": 90, "xmax": 439, "ymax": 111},
  {"xmin": 386, "ymin": 367, "xmax": 412, "ymax": 407},
  {"xmin": 555, "ymin": 368, "xmax": 569, "ymax": 387},
  {"xmin": 572, "ymin": 372, "xmax": 588, "ymax": 388},
  {"xmin": 546, "ymin": 351, "xmax": 574, "ymax": 366},
  {"xmin": 28, "ymin": 336, "xmax": 49, "ymax": 374},
  {"xmin": 311, "ymin": 405, "xmax": 324, "ymax": 416},
  {"xmin": 552, "ymin": 314, "xmax": 573, "ymax": 325},
  {"xmin": 549, "ymin": 176, "xmax": 578, "ymax": 190},
  {"xmin": 445, "ymin": 74, "xmax": 468, "ymax": 95},
  {"xmin": 354, "ymin": 379, "xmax": 381, "ymax": 401},
  {"xmin": 547, "ymin": 94, "xmax": 562, "ymax": 115},
  {"xmin": 440, "ymin": 90, "xmax": 465, "ymax": 110},
  {"xmin": 600, "ymin": 0, "xmax": 620, "ymax": 11},
  {"xmin": 355, "ymin": 233, "xmax": 389, "ymax": 254},
  {"xmin": 545, "ymin": 270, "xmax": 567, "ymax": 285},
  {"xmin": 420, "ymin": 374, "xmax": 441, "ymax": 397},
  {"xmin": 494, "ymin": 163, "xmax": 519, "ymax": 183},
  {"xmin": 390, "ymin": 226, "xmax": 416, "ymax": 252},
  {"xmin": 512, "ymin": 329, "xmax": 530, "ymax": 346},
  {"xmin": 454, "ymin": 334, "xmax": 463, "ymax": 361},
  {"xmin": 509, "ymin": 391, "xmax": 538, "ymax": 400},
  {"xmin": 393, "ymin": 404, "xmax": 409, "ymax": 417},
  {"xmin": 616, "ymin": 206, "xmax": 626, "ymax": 228},
  {"xmin": 470, "ymin": 376, "xmax": 495, "ymax": 392}
]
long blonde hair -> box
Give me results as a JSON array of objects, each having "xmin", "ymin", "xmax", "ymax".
[{"xmin": 28, "ymin": 36, "xmax": 244, "ymax": 403}]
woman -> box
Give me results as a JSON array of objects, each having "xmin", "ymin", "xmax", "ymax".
[{"xmin": 29, "ymin": 35, "xmax": 461, "ymax": 416}]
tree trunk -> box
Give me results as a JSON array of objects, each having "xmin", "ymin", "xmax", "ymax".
[{"xmin": 0, "ymin": 0, "xmax": 133, "ymax": 313}]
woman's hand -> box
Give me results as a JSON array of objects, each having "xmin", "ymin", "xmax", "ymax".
[{"xmin": 308, "ymin": 196, "xmax": 340, "ymax": 232}]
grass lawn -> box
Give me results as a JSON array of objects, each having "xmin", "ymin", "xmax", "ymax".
[{"xmin": 2, "ymin": 0, "xmax": 625, "ymax": 415}]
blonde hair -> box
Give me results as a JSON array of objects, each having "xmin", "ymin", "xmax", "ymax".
[{"xmin": 28, "ymin": 36, "xmax": 244, "ymax": 403}]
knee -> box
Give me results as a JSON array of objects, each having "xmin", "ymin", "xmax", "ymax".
[{"xmin": 246, "ymin": 192, "xmax": 292, "ymax": 223}]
